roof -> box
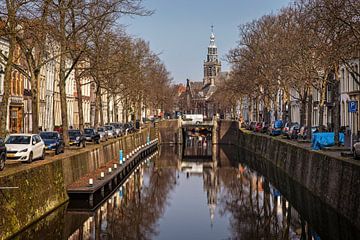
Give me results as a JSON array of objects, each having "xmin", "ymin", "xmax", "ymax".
[{"xmin": 8, "ymin": 133, "xmax": 36, "ymax": 136}]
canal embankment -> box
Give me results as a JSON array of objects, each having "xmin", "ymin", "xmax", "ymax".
[
  {"xmin": 235, "ymin": 125, "xmax": 360, "ymax": 230},
  {"xmin": 0, "ymin": 127, "xmax": 156, "ymax": 240}
]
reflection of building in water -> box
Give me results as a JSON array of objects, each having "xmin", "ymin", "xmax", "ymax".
[
  {"xmin": 203, "ymin": 165, "xmax": 219, "ymax": 227},
  {"xmin": 182, "ymin": 139, "xmax": 219, "ymax": 226}
]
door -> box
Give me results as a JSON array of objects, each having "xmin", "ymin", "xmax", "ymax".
[
  {"xmin": 31, "ymin": 136, "xmax": 40, "ymax": 158},
  {"xmin": 35, "ymin": 135, "xmax": 43, "ymax": 158}
]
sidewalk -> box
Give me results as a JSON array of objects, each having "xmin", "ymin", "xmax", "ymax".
[{"xmin": 245, "ymin": 129, "xmax": 360, "ymax": 166}]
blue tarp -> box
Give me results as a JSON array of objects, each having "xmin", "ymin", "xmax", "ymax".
[{"xmin": 311, "ymin": 132, "xmax": 344, "ymax": 150}]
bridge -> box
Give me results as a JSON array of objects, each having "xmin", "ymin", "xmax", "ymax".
[{"xmin": 156, "ymin": 119, "xmax": 239, "ymax": 145}]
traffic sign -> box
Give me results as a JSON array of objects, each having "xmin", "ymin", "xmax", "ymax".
[{"xmin": 349, "ymin": 100, "xmax": 358, "ymax": 113}]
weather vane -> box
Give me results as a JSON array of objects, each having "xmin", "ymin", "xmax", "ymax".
[{"xmin": 211, "ymin": 25, "xmax": 214, "ymax": 33}]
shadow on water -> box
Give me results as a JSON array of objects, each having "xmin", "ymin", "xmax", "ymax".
[{"xmin": 12, "ymin": 143, "xmax": 360, "ymax": 240}]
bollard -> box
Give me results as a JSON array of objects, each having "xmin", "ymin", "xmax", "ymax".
[
  {"xmin": 114, "ymin": 163, "xmax": 117, "ymax": 169},
  {"xmin": 100, "ymin": 172, "xmax": 105, "ymax": 179},
  {"xmin": 119, "ymin": 150, "xmax": 123, "ymax": 164},
  {"xmin": 108, "ymin": 168, "xmax": 112, "ymax": 173},
  {"xmin": 89, "ymin": 178, "xmax": 93, "ymax": 186}
]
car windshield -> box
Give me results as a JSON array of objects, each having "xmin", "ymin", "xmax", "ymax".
[
  {"xmin": 5, "ymin": 135, "xmax": 31, "ymax": 144},
  {"xmin": 105, "ymin": 126, "xmax": 112, "ymax": 130},
  {"xmin": 84, "ymin": 129, "xmax": 93, "ymax": 134},
  {"xmin": 68, "ymin": 130, "xmax": 80, "ymax": 136},
  {"xmin": 98, "ymin": 128, "xmax": 105, "ymax": 132},
  {"xmin": 40, "ymin": 132, "xmax": 58, "ymax": 139}
]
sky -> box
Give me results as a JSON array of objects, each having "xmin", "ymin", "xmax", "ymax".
[{"xmin": 122, "ymin": 0, "xmax": 293, "ymax": 84}]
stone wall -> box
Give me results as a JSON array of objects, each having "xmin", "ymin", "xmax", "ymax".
[
  {"xmin": 157, "ymin": 119, "xmax": 180, "ymax": 144},
  {"xmin": 0, "ymin": 128, "xmax": 152, "ymax": 240},
  {"xmin": 238, "ymin": 129, "xmax": 360, "ymax": 230},
  {"xmin": 217, "ymin": 120, "xmax": 239, "ymax": 145}
]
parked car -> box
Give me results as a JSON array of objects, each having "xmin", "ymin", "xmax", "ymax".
[
  {"xmin": 298, "ymin": 125, "xmax": 322, "ymax": 139},
  {"xmin": 283, "ymin": 122, "xmax": 299, "ymax": 138},
  {"xmin": 5, "ymin": 134, "xmax": 45, "ymax": 163},
  {"xmin": 255, "ymin": 122, "xmax": 263, "ymax": 132},
  {"xmin": 40, "ymin": 131, "xmax": 64, "ymax": 155},
  {"xmin": 84, "ymin": 128, "xmax": 100, "ymax": 144},
  {"xmin": 298, "ymin": 126, "xmax": 308, "ymax": 139},
  {"xmin": 109, "ymin": 123, "xmax": 123, "ymax": 137},
  {"xmin": 68, "ymin": 130, "xmax": 86, "ymax": 147},
  {"xmin": 268, "ymin": 120, "xmax": 283, "ymax": 136},
  {"xmin": 261, "ymin": 122, "xmax": 269, "ymax": 133},
  {"xmin": 0, "ymin": 138, "xmax": 6, "ymax": 171},
  {"xmin": 249, "ymin": 121, "xmax": 257, "ymax": 131},
  {"xmin": 124, "ymin": 122, "xmax": 136, "ymax": 133},
  {"xmin": 97, "ymin": 127, "xmax": 108, "ymax": 142},
  {"xmin": 104, "ymin": 125, "xmax": 116, "ymax": 138},
  {"xmin": 353, "ymin": 141, "xmax": 360, "ymax": 159},
  {"xmin": 288, "ymin": 123, "xmax": 301, "ymax": 139}
]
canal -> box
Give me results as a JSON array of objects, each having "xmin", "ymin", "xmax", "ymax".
[{"xmin": 13, "ymin": 139, "xmax": 360, "ymax": 239}]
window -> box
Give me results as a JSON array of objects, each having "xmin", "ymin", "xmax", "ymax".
[{"xmin": 34, "ymin": 135, "xmax": 41, "ymax": 143}]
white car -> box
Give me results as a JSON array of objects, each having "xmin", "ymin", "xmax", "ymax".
[{"xmin": 5, "ymin": 134, "xmax": 45, "ymax": 163}]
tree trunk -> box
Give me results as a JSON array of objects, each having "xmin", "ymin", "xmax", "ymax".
[
  {"xmin": 59, "ymin": 6, "xmax": 69, "ymax": 146},
  {"xmin": 333, "ymin": 79, "xmax": 340, "ymax": 145},
  {"xmin": 94, "ymin": 85, "xmax": 100, "ymax": 128},
  {"xmin": 287, "ymin": 101, "xmax": 292, "ymax": 123},
  {"xmin": 0, "ymin": 48, "xmax": 13, "ymax": 137},
  {"xmin": 99, "ymin": 92, "xmax": 104, "ymax": 126},
  {"xmin": 125, "ymin": 98, "xmax": 128, "ymax": 123},
  {"xmin": 300, "ymin": 101, "xmax": 306, "ymax": 126},
  {"xmin": 59, "ymin": 60, "xmax": 69, "ymax": 145},
  {"xmin": 113, "ymin": 94, "xmax": 117, "ymax": 122},
  {"xmin": 0, "ymin": 2, "xmax": 16, "ymax": 138},
  {"xmin": 75, "ymin": 69, "xmax": 84, "ymax": 132},
  {"xmin": 319, "ymin": 104, "xmax": 324, "ymax": 130},
  {"xmin": 307, "ymin": 94, "xmax": 313, "ymax": 140},
  {"xmin": 31, "ymin": 73, "xmax": 40, "ymax": 133},
  {"xmin": 107, "ymin": 93, "xmax": 111, "ymax": 123}
]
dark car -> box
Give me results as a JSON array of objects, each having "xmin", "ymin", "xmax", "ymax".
[
  {"xmin": 283, "ymin": 122, "xmax": 299, "ymax": 138},
  {"xmin": 124, "ymin": 123, "xmax": 135, "ymax": 134},
  {"xmin": 40, "ymin": 131, "xmax": 64, "ymax": 155},
  {"xmin": 0, "ymin": 138, "xmax": 6, "ymax": 171},
  {"xmin": 68, "ymin": 130, "xmax": 86, "ymax": 148},
  {"xmin": 84, "ymin": 128, "xmax": 100, "ymax": 144},
  {"xmin": 249, "ymin": 121, "xmax": 257, "ymax": 131},
  {"xmin": 288, "ymin": 123, "xmax": 301, "ymax": 139},
  {"xmin": 261, "ymin": 122, "xmax": 269, "ymax": 133}
]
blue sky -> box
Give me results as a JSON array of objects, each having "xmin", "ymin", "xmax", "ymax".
[{"xmin": 121, "ymin": 0, "xmax": 293, "ymax": 84}]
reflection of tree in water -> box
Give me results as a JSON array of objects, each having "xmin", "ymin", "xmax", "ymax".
[
  {"xmin": 101, "ymin": 158, "xmax": 176, "ymax": 240},
  {"xmin": 218, "ymin": 165, "xmax": 299, "ymax": 240}
]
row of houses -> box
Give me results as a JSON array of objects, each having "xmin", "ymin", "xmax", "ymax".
[
  {"xmin": 0, "ymin": 37, "xmax": 138, "ymax": 134},
  {"xmin": 240, "ymin": 59, "xmax": 360, "ymax": 136}
]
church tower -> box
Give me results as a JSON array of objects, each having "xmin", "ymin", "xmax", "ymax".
[{"xmin": 203, "ymin": 26, "xmax": 221, "ymax": 86}]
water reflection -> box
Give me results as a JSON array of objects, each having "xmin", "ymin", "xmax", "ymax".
[{"xmin": 14, "ymin": 145, "xmax": 360, "ymax": 240}]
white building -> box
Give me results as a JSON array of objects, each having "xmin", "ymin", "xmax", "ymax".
[{"xmin": 340, "ymin": 59, "xmax": 360, "ymax": 134}]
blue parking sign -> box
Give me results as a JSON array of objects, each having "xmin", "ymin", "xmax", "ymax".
[{"xmin": 348, "ymin": 101, "xmax": 358, "ymax": 113}]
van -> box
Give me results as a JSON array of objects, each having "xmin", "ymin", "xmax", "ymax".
[{"xmin": 184, "ymin": 114, "xmax": 204, "ymax": 124}]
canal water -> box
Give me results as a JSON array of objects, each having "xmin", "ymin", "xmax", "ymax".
[{"xmin": 13, "ymin": 139, "xmax": 360, "ymax": 240}]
